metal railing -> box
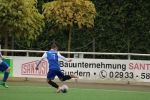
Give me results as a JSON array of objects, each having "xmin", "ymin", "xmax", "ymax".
[{"xmin": 1, "ymin": 49, "xmax": 150, "ymax": 60}]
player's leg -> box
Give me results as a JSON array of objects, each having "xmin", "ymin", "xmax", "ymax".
[
  {"xmin": 57, "ymin": 71, "xmax": 78, "ymax": 92},
  {"xmin": 47, "ymin": 70, "xmax": 61, "ymax": 93},
  {"xmin": 57, "ymin": 70, "xmax": 78, "ymax": 81},
  {"xmin": 62, "ymin": 75, "xmax": 78, "ymax": 81},
  {"xmin": 0, "ymin": 62, "xmax": 10, "ymax": 88}
]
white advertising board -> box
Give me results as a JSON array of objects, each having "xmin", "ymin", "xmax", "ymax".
[{"xmin": 11, "ymin": 56, "xmax": 150, "ymax": 82}]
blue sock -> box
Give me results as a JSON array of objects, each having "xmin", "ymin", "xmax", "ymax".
[{"xmin": 3, "ymin": 72, "xmax": 9, "ymax": 82}]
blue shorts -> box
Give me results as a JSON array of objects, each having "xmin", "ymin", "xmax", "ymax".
[
  {"xmin": 0, "ymin": 61, "xmax": 9, "ymax": 72},
  {"xmin": 47, "ymin": 69, "xmax": 64, "ymax": 80}
]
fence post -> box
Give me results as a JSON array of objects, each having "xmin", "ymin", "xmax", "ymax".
[
  {"xmin": 25, "ymin": 50, "xmax": 29, "ymax": 81},
  {"xmin": 128, "ymin": 53, "xmax": 131, "ymax": 60}
]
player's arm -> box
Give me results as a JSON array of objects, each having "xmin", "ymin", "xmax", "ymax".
[
  {"xmin": 35, "ymin": 58, "xmax": 44, "ymax": 70},
  {"xmin": 36, "ymin": 52, "xmax": 47, "ymax": 70},
  {"xmin": 57, "ymin": 52, "xmax": 72, "ymax": 62}
]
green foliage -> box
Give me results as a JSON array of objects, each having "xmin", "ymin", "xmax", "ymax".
[
  {"xmin": 1, "ymin": 0, "xmax": 150, "ymax": 56},
  {"xmin": 43, "ymin": 0, "xmax": 96, "ymax": 29},
  {"xmin": 0, "ymin": 0, "xmax": 44, "ymax": 40},
  {"xmin": 87, "ymin": 0, "xmax": 150, "ymax": 53},
  {"xmin": 42, "ymin": 0, "xmax": 96, "ymax": 53}
]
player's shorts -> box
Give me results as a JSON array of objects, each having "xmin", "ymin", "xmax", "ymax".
[
  {"xmin": 47, "ymin": 69, "xmax": 64, "ymax": 80},
  {"xmin": 0, "ymin": 61, "xmax": 9, "ymax": 72}
]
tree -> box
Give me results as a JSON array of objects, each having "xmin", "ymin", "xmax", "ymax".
[
  {"xmin": 0, "ymin": 0, "xmax": 44, "ymax": 51},
  {"xmin": 43, "ymin": 0, "xmax": 96, "ymax": 56}
]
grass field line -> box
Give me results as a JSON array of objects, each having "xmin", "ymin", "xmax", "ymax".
[{"xmin": 9, "ymin": 85, "xmax": 150, "ymax": 94}]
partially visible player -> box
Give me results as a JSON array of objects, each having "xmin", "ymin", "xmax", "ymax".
[
  {"xmin": 36, "ymin": 43, "xmax": 78, "ymax": 93},
  {"xmin": 0, "ymin": 52, "xmax": 10, "ymax": 88}
]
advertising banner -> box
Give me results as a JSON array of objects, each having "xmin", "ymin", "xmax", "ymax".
[{"xmin": 11, "ymin": 56, "xmax": 150, "ymax": 82}]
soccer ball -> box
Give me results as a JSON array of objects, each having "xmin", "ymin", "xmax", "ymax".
[{"xmin": 61, "ymin": 84, "xmax": 69, "ymax": 93}]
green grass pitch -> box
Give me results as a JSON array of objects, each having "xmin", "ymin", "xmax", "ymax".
[{"xmin": 0, "ymin": 82, "xmax": 150, "ymax": 100}]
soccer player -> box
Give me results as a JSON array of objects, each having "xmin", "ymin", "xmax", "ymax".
[
  {"xmin": 0, "ymin": 52, "xmax": 10, "ymax": 88},
  {"xmin": 36, "ymin": 43, "xmax": 78, "ymax": 93}
]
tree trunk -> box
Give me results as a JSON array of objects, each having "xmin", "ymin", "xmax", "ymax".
[
  {"xmin": 67, "ymin": 28, "xmax": 72, "ymax": 58},
  {"xmin": 92, "ymin": 38, "xmax": 95, "ymax": 58},
  {"xmin": 4, "ymin": 33, "xmax": 8, "ymax": 55},
  {"xmin": 11, "ymin": 35, "xmax": 14, "ymax": 56}
]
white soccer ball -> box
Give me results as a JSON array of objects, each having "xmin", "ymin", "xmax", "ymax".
[{"xmin": 61, "ymin": 84, "xmax": 69, "ymax": 93}]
